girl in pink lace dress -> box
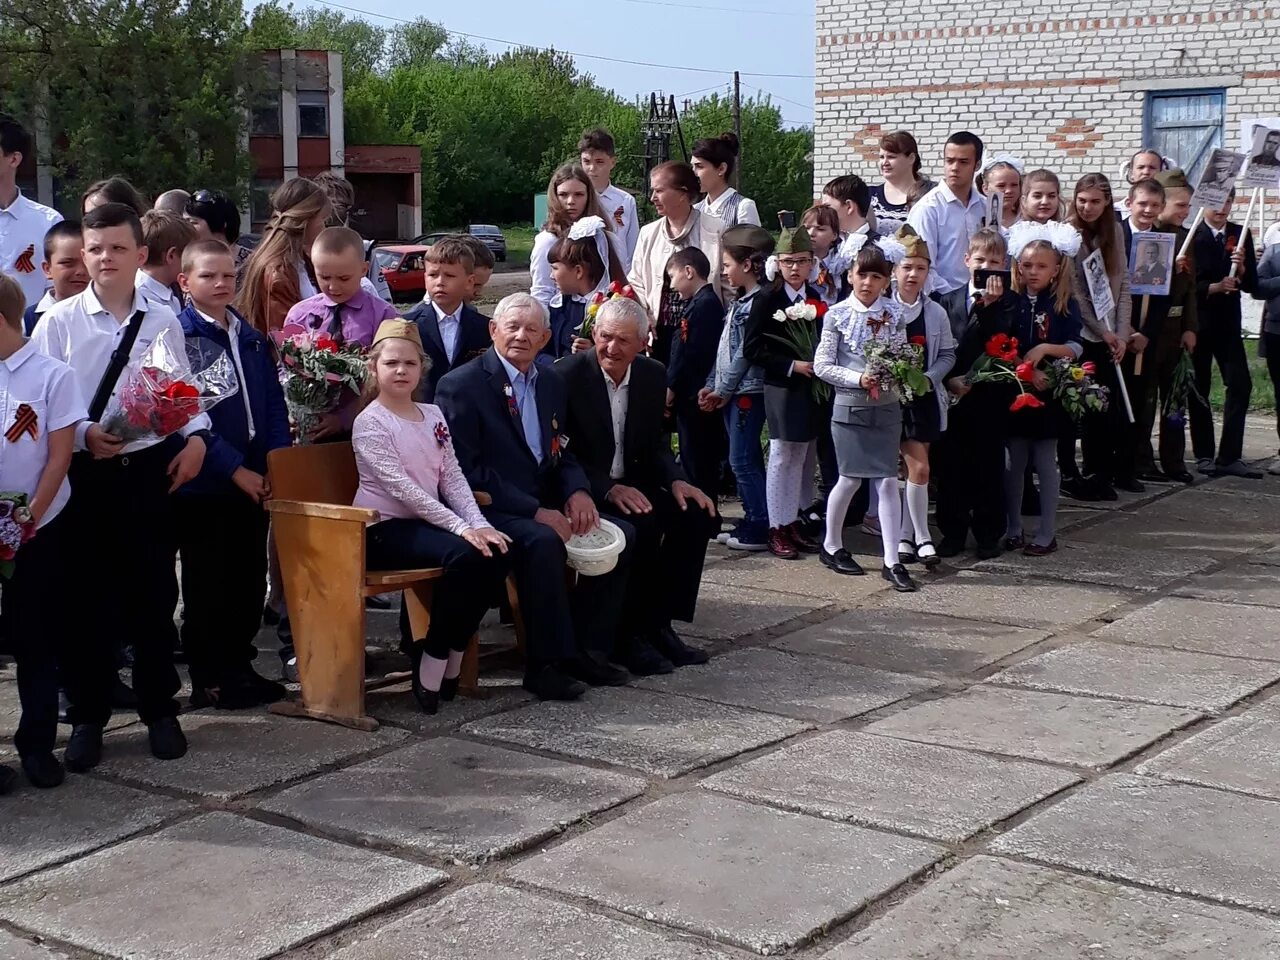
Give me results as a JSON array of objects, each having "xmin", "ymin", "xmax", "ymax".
[{"xmin": 352, "ymin": 320, "xmax": 510, "ymax": 714}]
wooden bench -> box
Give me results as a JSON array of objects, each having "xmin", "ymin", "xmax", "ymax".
[{"xmin": 266, "ymin": 441, "xmax": 521, "ymax": 731}]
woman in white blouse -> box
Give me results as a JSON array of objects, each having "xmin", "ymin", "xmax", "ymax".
[
  {"xmin": 352, "ymin": 320, "xmax": 510, "ymax": 715},
  {"xmin": 692, "ymin": 132, "xmax": 761, "ymax": 228}
]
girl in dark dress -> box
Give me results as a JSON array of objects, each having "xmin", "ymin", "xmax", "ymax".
[{"xmin": 1003, "ymin": 221, "xmax": 1085, "ymax": 556}]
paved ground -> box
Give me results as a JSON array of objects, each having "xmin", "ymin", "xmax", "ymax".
[{"xmin": 3, "ymin": 416, "xmax": 1280, "ymax": 959}]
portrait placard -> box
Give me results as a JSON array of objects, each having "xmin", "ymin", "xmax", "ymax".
[
  {"xmin": 1082, "ymin": 248, "xmax": 1114, "ymax": 322},
  {"xmin": 1240, "ymin": 124, "xmax": 1280, "ymax": 190},
  {"xmin": 1192, "ymin": 149, "xmax": 1245, "ymax": 210},
  {"xmin": 1128, "ymin": 231, "xmax": 1174, "ymax": 297}
]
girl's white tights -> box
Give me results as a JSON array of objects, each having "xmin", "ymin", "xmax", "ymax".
[
  {"xmin": 824, "ymin": 475, "xmax": 902, "ymax": 567},
  {"xmin": 767, "ymin": 439, "xmax": 808, "ymax": 529},
  {"xmin": 898, "ymin": 480, "xmax": 933, "ymax": 546}
]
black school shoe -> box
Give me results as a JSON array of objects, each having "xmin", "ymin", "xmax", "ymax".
[
  {"xmin": 820, "ymin": 546, "xmax": 864, "ymax": 576},
  {"xmin": 523, "ymin": 664, "xmax": 588, "ymax": 701},
  {"xmin": 65, "ymin": 724, "xmax": 104, "ymax": 772},
  {"xmin": 1112, "ymin": 475, "xmax": 1145, "ymax": 493},
  {"xmin": 882, "ymin": 563, "xmax": 918, "ymax": 592},
  {"xmin": 439, "ymin": 675, "xmax": 461, "ymax": 702},
  {"xmin": 936, "ymin": 537, "xmax": 966, "ymax": 558},
  {"xmin": 974, "ymin": 542, "xmax": 1003, "ymax": 560},
  {"xmin": 147, "ymin": 717, "xmax": 188, "ymax": 761},
  {"xmin": 652, "ymin": 625, "xmax": 710, "ymax": 666},
  {"xmin": 0, "ymin": 763, "xmax": 17, "ymax": 795},
  {"xmin": 623, "ymin": 639, "xmax": 674, "ymax": 677},
  {"xmin": 21, "ymin": 752, "xmax": 65, "ymax": 789},
  {"xmin": 566, "ymin": 651, "xmax": 630, "ymax": 687}
]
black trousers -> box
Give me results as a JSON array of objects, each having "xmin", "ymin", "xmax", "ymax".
[
  {"xmin": 1134, "ymin": 351, "xmax": 1187, "ymax": 476},
  {"xmin": 1190, "ymin": 318, "xmax": 1252, "ymax": 465},
  {"xmin": 603, "ymin": 489, "xmax": 718, "ymax": 636},
  {"xmin": 368, "ymin": 518, "xmax": 509, "ymax": 658},
  {"xmin": 8, "ymin": 511, "xmax": 73, "ymax": 756},
  {"xmin": 175, "ymin": 492, "xmax": 270, "ymax": 689},
  {"xmin": 485, "ymin": 509, "xmax": 634, "ymax": 669},
  {"xmin": 64, "ymin": 442, "xmax": 183, "ymax": 726},
  {"xmin": 1077, "ymin": 339, "xmax": 1132, "ymax": 482},
  {"xmin": 674, "ymin": 398, "xmax": 726, "ymax": 502},
  {"xmin": 934, "ymin": 393, "xmax": 1007, "ymax": 547},
  {"xmin": 815, "ymin": 401, "xmax": 838, "ymax": 502},
  {"xmin": 1265, "ymin": 332, "xmax": 1280, "ymax": 446}
]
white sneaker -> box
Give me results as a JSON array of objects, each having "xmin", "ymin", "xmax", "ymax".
[{"xmin": 715, "ymin": 531, "xmax": 731, "ymax": 544}]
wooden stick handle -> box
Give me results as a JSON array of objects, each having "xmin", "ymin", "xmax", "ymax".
[
  {"xmin": 1177, "ymin": 209, "xmax": 1205, "ymax": 260},
  {"xmin": 1133, "ymin": 295, "xmax": 1150, "ymax": 376},
  {"xmin": 1228, "ymin": 188, "xmax": 1262, "ymax": 280}
]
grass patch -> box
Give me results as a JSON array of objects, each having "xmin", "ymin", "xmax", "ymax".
[
  {"xmin": 500, "ymin": 223, "xmax": 536, "ymax": 269},
  {"xmin": 1207, "ymin": 338, "xmax": 1275, "ymax": 414}
]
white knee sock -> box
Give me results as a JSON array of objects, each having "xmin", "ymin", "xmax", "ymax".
[
  {"xmin": 876, "ymin": 477, "xmax": 902, "ymax": 567},
  {"xmin": 823, "ymin": 476, "xmax": 861, "ymax": 554},
  {"xmin": 766, "ymin": 440, "xmax": 807, "ymax": 528},
  {"xmin": 904, "ymin": 480, "xmax": 932, "ymax": 546}
]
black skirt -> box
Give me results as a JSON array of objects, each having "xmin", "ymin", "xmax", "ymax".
[
  {"xmin": 1007, "ymin": 393, "xmax": 1071, "ymax": 440},
  {"xmin": 764, "ymin": 382, "xmax": 819, "ymax": 442},
  {"xmin": 902, "ymin": 393, "xmax": 941, "ymax": 443}
]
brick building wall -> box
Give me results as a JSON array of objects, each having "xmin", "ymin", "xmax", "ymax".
[{"xmin": 814, "ymin": 1, "xmax": 1280, "ymax": 197}]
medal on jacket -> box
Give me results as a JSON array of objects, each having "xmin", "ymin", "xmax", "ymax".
[
  {"xmin": 1034, "ymin": 312, "xmax": 1049, "ymax": 340},
  {"xmin": 5, "ymin": 403, "xmax": 38, "ymax": 442}
]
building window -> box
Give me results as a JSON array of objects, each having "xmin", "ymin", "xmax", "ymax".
[
  {"xmin": 297, "ymin": 91, "xmax": 329, "ymax": 138},
  {"xmin": 1144, "ymin": 89, "xmax": 1225, "ymax": 185},
  {"xmin": 250, "ymin": 93, "xmax": 281, "ymax": 136},
  {"xmin": 250, "ymin": 178, "xmax": 281, "ymax": 225}
]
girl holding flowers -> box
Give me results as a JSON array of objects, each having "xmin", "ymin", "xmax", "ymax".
[
  {"xmin": 1003, "ymin": 220, "xmax": 1085, "ymax": 556},
  {"xmin": 887, "ymin": 226, "xmax": 955, "ymax": 568},
  {"xmin": 814, "ymin": 240, "xmax": 917, "ymax": 592}
]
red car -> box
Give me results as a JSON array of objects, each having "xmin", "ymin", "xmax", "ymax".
[{"xmin": 370, "ymin": 244, "xmax": 430, "ymax": 303}]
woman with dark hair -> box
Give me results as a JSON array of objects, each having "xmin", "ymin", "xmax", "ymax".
[
  {"xmin": 628, "ymin": 161, "xmax": 725, "ymax": 365},
  {"xmin": 869, "ymin": 132, "xmax": 935, "ymax": 236},
  {"xmin": 692, "ymin": 132, "xmax": 760, "ymax": 228},
  {"xmin": 184, "ymin": 189, "xmax": 241, "ymax": 244},
  {"xmin": 529, "ymin": 163, "xmax": 622, "ymax": 307},
  {"xmin": 81, "ymin": 177, "xmax": 148, "ymax": 216}
]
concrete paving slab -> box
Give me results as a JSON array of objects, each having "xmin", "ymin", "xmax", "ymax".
[
  {"xmin": 702, "ymin": 553, "xmax": 895, "ymax": 602},
  {"xmin": 98, "ymin": 710, "xmax": 407, "ymax": 800},
  {"xmin": 1249, "ymin": 544, "xmax": 1280, "ymax": 567},
  {"xmin": 872, "ymin": 570, "xmax": 1135, "ymax": 628},
  {"xmin": 971, "ymin": 539, "xmax": 1214, "ymax": 591},
  {"xmin": 0, "ymin": 682, "xmax": 138, "ymax": 761},
  {"xmin": 0, "ymin": 931, "xmax": 70, "ymax": 959},
  {"xmin": 988, "ymin": 639, "xmax": 1280, "ymax": 712},
  {"xmin": 991, "ymin": 773, "xmax": 1280, "ymax": 913},
  {"xmin": 1138, "ymin": 487, "xmax": 1280, "ymax": 535},
  {"xmin": 0, "ymin": 777, "xmax": 189, "ymax": 883},
  {"xmin": 701, "ymin": 730, "xmax": 1080, "ymax": 842},
  {"xmin": 1174, "ymin": 565, "xmax": 1280, "ymax": 608},
  {"xmin": 634, "ymin": 647, "xmax": 935, "ymax": 722},
  {"xmin": 1094, "ymin": 596, "xmax": 1280, "ymax": 661},
  {"xmin": 509, "ymin": 792, "xmax": 944, "ymax": 955},
  {"xmin": 461, "ymin": 686, "xmax": 809, "ymax": 778},
  {"xmin": 327, "ymin": 883, "xmax": 734, "ymax": 959},
  {"xmin": 1070, "ymin": 513, "xmax": 1266, "ymax": 559},
  {"xmin": 261, "ymin": 738, "xmax": 645, "ymax": 863},
  {"xmin": 365, "ymin": 678, "xmax": 534, "ymax": 734},
  {"xmin": 682, "ymin": 581, "xmax": 827, "ymax": 640},
  {"xmin": 828, "ymin": 855, "xmax": 1280, "ymax": 959},
  {"xmin": 0, "ymin": 812, "xmax": 446, "ymax": 960},
  {"xmin": 1137, "ymin": 706, "xmax": 1280, "ymax": 800},
  {"xmin": 862, "ymin": 685, "xmax": 1200, "ymax": 768},
  {"xmin": 1207, "ymin": 475, "xmax": 1280, "ymax": 500},
  {"xmin": 771, "ymin": 609, "xmax": 1049, "ymax": 677}
]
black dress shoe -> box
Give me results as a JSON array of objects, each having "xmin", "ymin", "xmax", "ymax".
[
  {"xmin": 624, "ymin": 639, "xmax": 674, "ymax": 676},
  {"xmin": 1167, "ymin": 470, "xmax": 1195, "ymax": 484},
  {"xmin": 365, "ymin": 594, "xmax": 392, "ymax": 610},
  {"xmin": 239, "ymin": 669, "xmax": 287, "ymax": 705},
  {"xmin": 110, "ymin": 675, "xmax": 138, "ymax": 709},
  {"xmin": 523, "ymin": 664, "xmax": 588, "ymax": 701},
  {"xmin": 1138, "ymin": 469, "xmax": 1169, "ymax": 483},
  {"xmin": 147, "ymin": 717, "xmax": 188, "ymax": 761},
  {"xmin": 439, "ymin": 675, "xmax": 460, "ymax": 702},
  {"xmin": 785, "ymin": 522, "xmax": 821, "ymax": 554},
  {"xmin": 411, "ymin": 670, "xmax": 441, "ymax": 715},
  {"xmin": 1112, "ymin": 475, "xmax": 1144, "ymax": 493},
  {"xmin": 652, "ymin": 625, "xmax": 710, "ymax": 666},
  {"xmin": 936, "ymin": 537, "xmax": 966, "ymax": 558},
  {"xmin": 567, "ymin": 651, "xmax": 630, "ymax": 687},
  {"xmin": 65, "ymin": 724, "xmax": 104, "ymax": 772},
  {"xmin": 882, "ymin": 563, "xmax": 918, "ymax": 592},
  {"xmin": 0, "ymin": 763, "xmax": 17, "ymax": 795},
  {"xmin": 819, "ymin": 546, "xmax": 864, "ymax": 575},
  {"xmin": 974, "ymin": 542, "xmax": 1003, "ymax": 560},
  {"xmin": 21, "ymin": 752, "xmax": 65, "ymax": 789}
]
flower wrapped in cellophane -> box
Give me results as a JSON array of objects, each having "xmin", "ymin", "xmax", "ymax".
[
  {"xmin": 99, "ymin": 328, "xmax": 240, "ymax": 445},
  {"xmin": 0, "ymin": 492, "xmax": 36, "ymax": 578},
  {"xmin": 272, "ymin": 322, "xmax": 368, "ymax": 443}
]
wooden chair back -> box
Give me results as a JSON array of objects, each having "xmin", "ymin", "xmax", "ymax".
[{"xmin": 269, "ymin": 442, "xmax": 359, "ymax": 506}]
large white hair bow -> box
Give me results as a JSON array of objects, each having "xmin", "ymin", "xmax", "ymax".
[
  {"xmin": 1007, "ymin": 220, "xmax": 1082, "ymax": 261},
  {"xmin": 825, "ymin": 230, "xmax": 869, "ymax": 278},
  {"xmin": 876, "ymin": 235, "xmax": 907, "ymax": 265},
  {"xmin": 567, "ymin": 215, "xmax": 612, "ymax": 293},
  {"xmin": 980, "ymin": 153, "xmax": 1026, "ymax": 176}
]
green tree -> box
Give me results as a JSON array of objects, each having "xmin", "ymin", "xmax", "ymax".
[{"xmin": 0, "ymin": 0, "xmax": 252, "ymax": 211}]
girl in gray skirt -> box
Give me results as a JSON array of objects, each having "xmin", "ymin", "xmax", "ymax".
[{"xmin": 815, "ymin": 241, "xmax": 917, "ymax": 592}]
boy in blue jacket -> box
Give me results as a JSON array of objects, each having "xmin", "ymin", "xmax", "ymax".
[{"xmin": 176, "ymin": 240, "xmax": 292, "ymax": 708}]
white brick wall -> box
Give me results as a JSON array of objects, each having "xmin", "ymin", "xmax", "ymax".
[{"xmin": 813, "ymin": 2, "xmax": 1280, "ymax": 198}]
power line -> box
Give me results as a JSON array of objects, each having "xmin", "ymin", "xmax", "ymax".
[
  {"xmin": 741, "ymin": 80, "xmax": 813, "ymax": 114},
  {"xmin": 676, "ymin": 83, "xmax": 730, "ymax": 99},
  {"xmin": 300, "ymin": 0, "xmax": 815, "ymax": 79},
  {"xmin": 618, "ymin": 0, "xmax": 803, "ymax": 17}
]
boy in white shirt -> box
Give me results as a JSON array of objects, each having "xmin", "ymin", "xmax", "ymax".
[
  {"xmin": 579, "ymin": 127, "xmax": 639, "ymax": 268},
  {"xmin": 0, "ymin": 273, "xmax": 85, "ymax": 792},
  {"xmin": 0, "ymin": 115, "xmax": 63, "ymax": 312},
  {"xmin": 135, "ymin": 210, "xmax": 196, "ymax": 314},
  {"xmin": 32, "ymin": 202, "xmax": 209, "ymax": 771}
]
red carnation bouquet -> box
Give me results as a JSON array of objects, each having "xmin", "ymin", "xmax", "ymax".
[
  {"xmin": 100, "ymin": 329, "xmax": 240, "ymax": 444},
  {"xmin": 0, "ymin": 492, "xmax": 37, "ymax": 579},
  {"xmin": 272, "ymin": 323, "xmax": 369, "ymax": 443}
]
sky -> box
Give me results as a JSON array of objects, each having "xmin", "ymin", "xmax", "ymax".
[{"xmin": 257, "ymin": 0, "xmax": 816, "ymax": 128}]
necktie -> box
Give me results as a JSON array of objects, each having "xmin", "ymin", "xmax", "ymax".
[{"xmin": 326, "ymin": 302, "xmax": 345, "ymax": 344}]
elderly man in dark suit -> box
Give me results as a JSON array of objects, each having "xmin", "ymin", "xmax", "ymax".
[
  {"xmin": 436, "ymin": 293, "xmax": 633, "ymax": 700},
  {"xmin": 557, "ymin": 296, "xmax": 717, "ymax": 675}
]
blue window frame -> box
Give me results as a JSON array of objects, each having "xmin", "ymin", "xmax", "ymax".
[{"xmin": 1143, "ymin": 89, "xmax": 1226, "ymax": 185}]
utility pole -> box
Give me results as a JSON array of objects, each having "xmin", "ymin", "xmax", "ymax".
[{"xmin": 732, "ymin": 70, "xmax": 742, "ymax": 188}]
